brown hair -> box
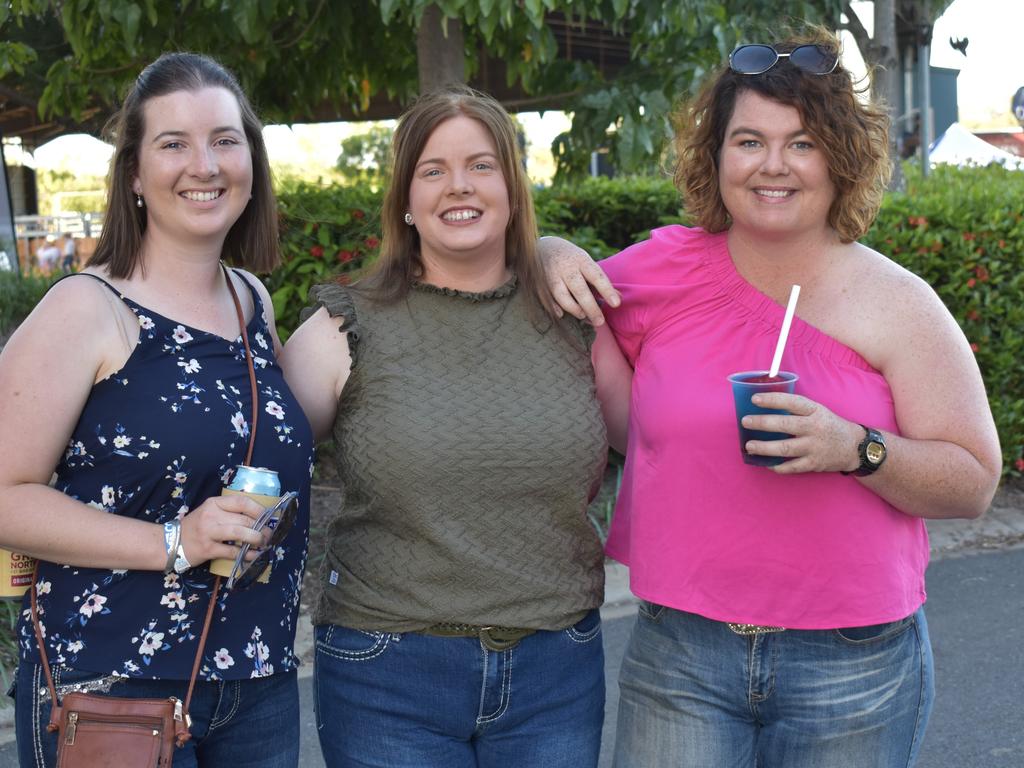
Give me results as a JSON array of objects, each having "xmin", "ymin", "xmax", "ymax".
[
  {"xmin": 88, "ymin": 52, "xmax": 279, "ymax": 278},
  {"xmin": 362, "ymin": 84, "xmax": 555, "ymax": 326},
  {"xmin": 674, "ymin": 28, "xmax": 891, "ymax": 243}
]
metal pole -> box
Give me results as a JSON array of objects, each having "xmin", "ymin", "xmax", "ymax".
[
  {"xmin": 0, "ymin": 135, "xmax": 19, "ymax": 272},
  {"xmin": 919, "ymin": 26, "xmax": 933, "ymax": 177}
]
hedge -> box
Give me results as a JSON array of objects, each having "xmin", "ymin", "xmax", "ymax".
[{"xmin": 270, "ymin": 167, "xmax": 1023, "ymax": 477}]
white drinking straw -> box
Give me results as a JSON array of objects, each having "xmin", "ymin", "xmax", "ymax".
[{"xmin": 768, "ymin": 284, "xmax": 801, "ymax": 378}]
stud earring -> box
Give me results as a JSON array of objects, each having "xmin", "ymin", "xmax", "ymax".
[
  {"xmin": 136, "ymin": 194, "xmax": 144, "ymax": 208},
  {"xmin": 404, "ymin": 212, "xmax": 413, "ymax": 225}
]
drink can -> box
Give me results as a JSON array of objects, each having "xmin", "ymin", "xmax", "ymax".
[
  {"xmin": 209, "ymin": 466, "xmax": 281, "ymax": 581},
  {"xmin": 0, "ymin": 548, "xmax": 35, "ymax": 600}
]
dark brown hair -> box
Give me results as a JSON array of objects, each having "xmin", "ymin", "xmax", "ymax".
[
  {"xmin": 362, "ymin": 84, "xmax": 555, "ymax": 326},
  {"xmin": 674, "ymin": 28, "xmax": 891, "ymax": 243},
  {"xmin": 88, "ymin": 52, "xmax": 278, "ymax": 278}
]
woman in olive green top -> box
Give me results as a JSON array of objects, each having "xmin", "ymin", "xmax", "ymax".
[{"xmin": 282, "ymin": 86, "xmax": 610, "ymax": 767}]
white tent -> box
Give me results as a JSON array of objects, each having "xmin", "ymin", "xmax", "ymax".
[{"xmin": 929, "ymin": 122, "xmax": 1024, "ymax": 170}]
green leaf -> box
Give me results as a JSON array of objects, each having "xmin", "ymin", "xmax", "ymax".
[{"xmin": 112, "ymin": 2, "xmax": 142, "ymax": 53}]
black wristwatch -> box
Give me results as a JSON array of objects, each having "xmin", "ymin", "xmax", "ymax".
[{"xmin": 841, "ymin": 424, "xmax": 887, "ymax": 477}]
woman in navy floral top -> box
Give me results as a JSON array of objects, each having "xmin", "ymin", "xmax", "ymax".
[{"xmin": 0, "ymin": 53, "xmax": 312, "ymax": 767}]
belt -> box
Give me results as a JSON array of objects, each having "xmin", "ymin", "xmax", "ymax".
[
  {"xmin": 419, "ymin": 623, "xmax": 536, "ymax": 651},
  {"xmin": 727, "ymin": 622, "xmax": 786, "ymax": 636}
]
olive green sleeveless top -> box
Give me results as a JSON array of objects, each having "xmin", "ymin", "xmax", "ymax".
[{"xmin": 306, "ymin": 277, "xmax": 607, "ymax": 631}]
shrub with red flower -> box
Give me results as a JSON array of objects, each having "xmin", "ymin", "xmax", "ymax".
[
  {"xmin": 337, "ymin": 250, "xmax": 354, "ymax": 263},
  {"xmin": 309, "ymin": 245, "xmax": 324, "ymax": 259},
  {"xmin": 364, "ymin": 236, "xmax": 380, "ymax": 249},
  {"xmin": 352, "ymin": 209, "xmax": 365, "ymax": 220},
  {"xmin": 1016, "ymin": 458, "xmax": 1024, "ymax": 473}
]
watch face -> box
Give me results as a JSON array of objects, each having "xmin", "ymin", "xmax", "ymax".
[{"xmin": 865, "ymin": 441, "xmax": 886, "ymax": 465}]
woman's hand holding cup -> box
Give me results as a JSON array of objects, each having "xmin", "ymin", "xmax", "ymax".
[{"xmin": 177, "ymin": 494, "xmax": 272, "ymax": 567}]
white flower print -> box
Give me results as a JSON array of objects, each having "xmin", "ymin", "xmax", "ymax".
[
  {"xmin": 137, "ymin": 452, "xmax": 149, "ymax": 459},
  {"xmin": 172, "ymin": 326, "xmax": 193, "ymax": 344},
  {"xmin": 174, "ymin": 472, "xmax": 187, "ymax": 484},
  {"xmin": 123, "ymin": 661, "xmax": 140, "ymax": 674},
  {"xmin": 213, "ymin": 649, "xmax": 235, "ymax": 670},
  {"xmin": 138, "ymin": 315, "xmax": 154, "ymax": 330},
  {"xmin": 265, "ymin": 401, "xmax": 285, "ymax": 420},
  {"xmin": 163, "ymin": 574, "xmax": 180, "ymax": 589},
  {"xmin": 253, "ymin": 356, "xmax": 268, "ymax": 369},
  {"xmin": 138, "ymin": 631, "xmax": 164, "ymax": 656},
  {"xmin": 250, "ymin": 664, "xmax": 274, "ymax": 678},
  {"xmin": 101, "ymin": 485, "xmax": 115, "ymax": 506},
  {"xmin": 244, "ymin": 640, "xmax": 271, "ymax": 663},
  {"xmin": 160, "ymin": 591, "xmax": 185, "ymax": 611},
  {"xmin": 79, "ymin": 593, "xmax": 107, "ymax": 618},
  {"xmin": 113, "ymin": 435, "xmax": 132, "ymax": 448},
  {"xmin": 254, "ymin": 332, "xmax": 268, "ymax": 350},
  {"xmin": 179, "ymin": 358, "xmax": 201, "ymax": 374},
  {"xmin": 36, "ymin": 580, "xmax": 51, "ymax": 596},
  {"xmin": 67, "ymin": 640, "xmax": 84, "ymax": 654},
  {"xmin": 170, "ymin": 612, "xmax": 189, "ymax": 623},
  {"xmin": 231, "ymin": 412, "xmax": 248, "ymax": 437}
]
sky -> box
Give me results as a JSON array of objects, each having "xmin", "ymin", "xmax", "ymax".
[{"xmin": 23, "ymin": 0, "xmax": 1024, "ymax": 181}]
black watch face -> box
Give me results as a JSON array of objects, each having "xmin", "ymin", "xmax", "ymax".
[{"xmin": 865, "ymin": 441, "xmax": 886, "ymax": 465}]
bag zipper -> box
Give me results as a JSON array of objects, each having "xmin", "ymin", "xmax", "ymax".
[{"xmin": 64, "ymin": 710, "xmax": 163, "ymax": 746}]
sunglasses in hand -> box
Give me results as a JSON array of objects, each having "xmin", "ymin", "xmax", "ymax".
[{"xmin": 226, "ymin": 491, "xmax": 300, "ymax": 590}]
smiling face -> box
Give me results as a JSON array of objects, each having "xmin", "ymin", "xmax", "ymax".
[
  {"xmin": 132, "ymin": 86, "xmax": 253, "ymax": 250},
  {"xmin": 718, "ymin": 90, "xmax": 836, "ymax": 241},
  {"xmin": 407, "ymin": 114, "xmax": 511, "ymax": 276}
]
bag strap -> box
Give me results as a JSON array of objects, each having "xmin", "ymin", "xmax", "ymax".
[{"xmin": 30, "ymin": 264, "xmax": 261, "ymax": 743}]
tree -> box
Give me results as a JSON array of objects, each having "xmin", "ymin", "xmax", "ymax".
[
  {"xmin": 840, "ymin": 0, "xmax": 956, "ymax": 187},
  {"xmin": 2, "ymin": 1, "xmax": 844, "ymax": 177}
]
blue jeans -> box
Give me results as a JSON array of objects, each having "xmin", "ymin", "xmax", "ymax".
[
  {"xmin": 314, "ymin": 609, "xmax": 605, "ymax": 767},
  {"xmin": 13, "ymin": 662, "xmax": 299, "ymax": 768},
  {"xmin": 613, "ymin": 603, "xmax": 934, "ymax": 768}
]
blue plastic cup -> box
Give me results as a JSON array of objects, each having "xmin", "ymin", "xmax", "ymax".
[{"xmin": 727, "ymin": 371, "xmax": 799, "ymax": 466}]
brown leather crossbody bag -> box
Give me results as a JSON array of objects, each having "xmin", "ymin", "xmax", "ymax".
[{"xmin": 29, "ymin": 267, "xmax": 261, "ymax": 766}]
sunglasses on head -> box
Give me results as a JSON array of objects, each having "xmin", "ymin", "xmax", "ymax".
[
  {"xmin": 729, "ymin": 44, "xmax": 839, "ymax": 76},
  {"xmin": 226, "ymin": 491, "xmax": 299, "ymax": 591}
]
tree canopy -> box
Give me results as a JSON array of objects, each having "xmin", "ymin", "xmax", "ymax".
[{"xmin": 4, "ymin": 1, "xmax": 858, "ymax": 176}]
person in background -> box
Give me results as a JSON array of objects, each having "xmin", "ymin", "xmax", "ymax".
[
  {"xmin": 0, "ymin": 52, "xmax": 312, "ymax": 767},
  {"xmin": 547, "ymin": 27, "xmax": 1001, "ymax": 768},
  {"xmin": 60, "ymin": 232, "xmax": 77, "ymax": 272},
  {"xmin": 282, "ymin": 84, "xmax": 608, "ymax": 768},
  {"xmin": 35, "ymin": 235, "xmax": 60, "ymax": 274}
]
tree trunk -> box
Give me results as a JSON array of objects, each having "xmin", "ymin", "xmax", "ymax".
[
  {"xmin": 417, "ymin": 5, "xmax": 466, "ymax": 93},
  {"xmin": 873, "ymin": 0, "xmax": 905, "ymax": 189}
]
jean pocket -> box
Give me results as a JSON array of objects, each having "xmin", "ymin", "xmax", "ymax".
[
  {"xmin": 833, "ymin": 613, "xmax": 916, "ymax": 645},
  {"xmin": 564, "ymin": 609, "xmax": 602, "ymax": 644},
  {"xmin": 637, "ymin": 600, "xmax": 666, "ymax": 623},
  {"xmin": 314, "ymin": 624, "xmax": 391, "ymax": 662}
]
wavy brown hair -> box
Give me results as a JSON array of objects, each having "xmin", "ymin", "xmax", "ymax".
[
  {"xmin": 89, "ymin": 52, "xmax": 278, "ymax": 278},
  {"xmin": 361, "ymin": 84, "xmax": 555, "ymax": 327},
  {"xmin": 674, "ymin": 28, "xmax": 890, "ymax": 243}
]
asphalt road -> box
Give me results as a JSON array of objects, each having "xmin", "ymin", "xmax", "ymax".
[{"xmin": 2, "ymin": 547, "xmax": 1021, "ymax": 767}]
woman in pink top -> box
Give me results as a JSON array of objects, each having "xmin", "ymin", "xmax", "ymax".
[{"xmin": 547, "ymin": 28, "xmax": 1001, "ymax": 768}]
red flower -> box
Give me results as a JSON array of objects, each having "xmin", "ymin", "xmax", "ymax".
[
  {"xmin": 1016, "ymin": 458, "xmax": 1024, "ymax": 472},
  {"xmin": 352, "ymin": 209, "xmax": 365, "ymax": 220},
  {"xmin": 309, "ymin": 245, "xmax": 324, "ymax": 258},
  {"xmin": 974, "ymin": 265, "xmax": 989, "ymax": 282},
  {"xmin": 337, "ymin": 250, "xmax": 354, "ymax": 263},
  {"xmin": 966, "ymin": 278, "xmax": 976, "ymax": 288},
  {"xmin": 966, "ymin": 309, "xmax": 980, "ymax": 322},
  {"xmin": 907, "ymin": 216, "xmax": 928, "ymax": 227},
  {"xmin": 364, "ymin": 236, "xmax": 380, "ymax": 249},
  {"xmin": 970, "ymin": 342, "xmax": 979, "ymax": 352},
  {"xmin": 962, "ymin": 232, "xmax": 976, "ymax": 241}
]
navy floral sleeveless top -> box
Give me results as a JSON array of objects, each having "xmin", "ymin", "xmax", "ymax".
[{"xmin": 17, "ymin": 271, "xmax": 313, "ymax": 681}]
